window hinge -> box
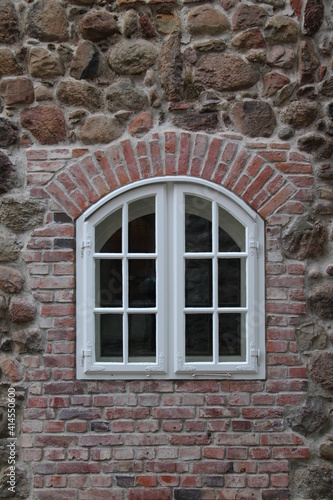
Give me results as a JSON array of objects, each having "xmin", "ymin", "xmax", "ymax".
[
  {"xmin": 81, "ymin": 236, "xmax": 91, "ymax": 257},
  {"xmin": 81, "ymin": 348, "xmax": 92, "ymax": 366},
  {"xmin": 251, "ymin": 348, "xmax": 261, "ymax": 366},
  {"xmin": 249, "ymin": 237, "xmax": 260, "ymax": 257}
]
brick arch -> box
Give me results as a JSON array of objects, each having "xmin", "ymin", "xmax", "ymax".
[{"xmin": 31, "ymin": 130, "xmax": 313, "ymax": 221}]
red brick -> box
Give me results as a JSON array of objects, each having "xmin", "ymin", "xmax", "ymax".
[
  {"xmin": 56, "ymin": 462, "xmax": 99, "ymax": 474},
  {"xmin": 159, "ymin": 475, "xmax": 180, "ymax": 487},
  {"xmin": 80, "ymin": 490, "xmax": 123, "ymax": 500},
  {"xmin": 71, "ymin": 188, "xmax": 90, "ymax": 211},
  {"xmin": 226, "ymin": 447, "xmax": 248, "ymax": 459},
  {"xmin": 70, "ymin": 163, "xmax": 99, "ymax": 203},
  {"xmin": 271, "ymin": 474, "xmax": 290, "ymax": 487},
  {"xmin": 259, "ymin": 184, "xmax": 297, "ymax": 218},
  {"xmin": 178, "ymin": 133, "xmax": 191, "ymax": 175},
  {"xmin": 47, "ymin": 182, "xmax": 81, "ymax": 218},
  {"xmin": 212, "ymin": 162, "xmax": 228, "ymax": 183},
  {"xmin": 289, "ymin": 366, "xmax": 307, "ymax": 378},
  {"xmin": 249, "ymin": 447, "xmax": 271, "ymax": 459},
  {"xmin": 248, "ymin": 474, "xmax": 270, "ymax": 488},
  {"xmin": 276, "ymin": 162, "xmax": 312, "ymax": 173},
  {"xmin": 149, "ymin": 139, "xmax": 164, "ymax": 176},
  {"xmin": 258, "ymin": 460, "xmax": 289, "ymax": 473},
  {"xmin": 94, "ymin": 150, "xmax": 118, "ymax": 189},
  {"xmin": 201, "ymin": 137, "xmax": 223, "ymax": 180},
  {"xmin": 41, "ymin": 304, "xmax": 75, "ymax": 317},
  {"xmin": 221, "ymin": 142, "xmax": 237, "ymax": 163},
  {"xmin": 267, "ymin": 341, "xmax": 288, "ymax": 353},
  {"xmin": 203, "ymin": 447, "xmax": 225, "ymax": 460},
  {"xmin": 139, "ymin": 156, "xmax": 152, "ymax": 178},
  {"xmin": 121, "ymin": 140, "xmax": 140, "ymax": 181},
  {"xmin": 224, "ymin": 474, "xmax": 247, "ymax": 488},
  {"xmin": 272, "ymin": 447, "xmax": 310, "ymax": 459},
  {"xmin": 137, "ymin": 476, "xmax": 157, "ymax": 487},
  {"xmin": 246, "ymin": 154, "xmax": 264, "ymax": 176},
  {"xmin": 128, "ymin": 489, "xmax": 171, "ymax": 500},
  {"xmin": 233, "ymin": 173, "xmax": 251, "ymax": 196},
  {"xmin": 243, "ymin": 165, "xmax": 274, "ymax": 202},
  {"xmin": 66, "ymin": 421, "xmax": 87, "ymax": 433},
  {"xmin": 231, "ymin": 420, "xmax": 252, "ymax": 432},
  {"xmin": 152, "ymin": 408, "xmax": 195, "ymax": 419},
  {"xmin": 224, "ymin": 149, "xmax": 250, "ymax": 189},
  {"xmin": 165, "ymin": 131, "xmax": 176, "ymax": 153},
  {"xmin": 267, "ymin": 353, "xmax": 302, "ymax": 366},
  {"xmin": 165, "ymin": 153, "xmax": 176, "ymax": 175}
]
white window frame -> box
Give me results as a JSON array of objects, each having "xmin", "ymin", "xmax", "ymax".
[{"xmin": 76, "ymin": 177, "xmax": 265, "ymax": 380}]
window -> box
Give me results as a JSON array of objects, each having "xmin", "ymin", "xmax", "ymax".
[{"xmin": 76, "ymin": 178, "xmax": 265, "ymax": 379}]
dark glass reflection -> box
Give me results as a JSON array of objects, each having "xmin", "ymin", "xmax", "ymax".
[
  {"xmin": 185, "ymin": 259, "xmax": 212, "ymax": 307},
  {"xmin": 186, "ymin": 314, "xmax": 213, "ymax": 361},
  {"xmin": 128, "ymin": 314, "xmax": 156, "ymax": 362},
  {"xmin": 219, "ymin": 313, "xmax": 242, "ymax": 358},
  {"xmin": 97, "ymin": 260, "xmax": 122, "ymax": 307},
  {"xmin": 128, "ymin": 197, "xmax": 155, "ymax": 253},
  {"xmin": 129, "ymin": 259, "xmax": 156, "ymax": 307},
  {"xmin": 219, "ymin": 207, "xmax": 245, "ymax": 252},
  {"xmin": 99, "ymin": 314, "xmax": 123, "ymax": 360},
  {"xmin": 97, "ymin": 208, "xmax": 122, "ymax": 253},
  {"xmin": 218, "ymin": 259, "xmax": 242, "ymax": 307},
  {"xmin": 185, "ymin": 214, "xmax": 212, "ymax": 252},
  {"xmin": 219, "ymin": 228, "xmax": 241, "ymax": 252},
  {"xmin": 100, "ymin": 227, "xmax": 122, "ymax": 253}
]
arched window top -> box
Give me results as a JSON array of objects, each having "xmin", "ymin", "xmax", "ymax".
[{"xmin": 76, "ymin": 179, "xmax": 265, "ymax": 380}]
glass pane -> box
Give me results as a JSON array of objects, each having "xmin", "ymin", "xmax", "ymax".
[
  {"xmin": 186, "ymin": 314, "xmax": 213, "ymax": 362},
  {"xmin": 185, "ymin": 195, "xmax": 212, "ymax": 252},
  {"xmin": 129, "ymin": 259, "xmax": 156, "ymax": 307},
  {"xmin": 128, "ymin": 197, "xmax": 155, "ymax": 253},
  {"xmin": 96, "ymin": 208, "xmax": 122, "ymax": 253},
  {"xmin": 218, "ymin": 258, "xmax": 246, "ymax": 308},
  {"xmin": 219, "ymin": 313, "xmax": 246, "ymax": 361},
  {"xmin": 185, "ymin": 259, "xmax": 212, "ymax": 307},
  {"xmin": 219, "ymin": 207, "xmax": 245, "ymax": 252},
  {"xmin": 96, "ymin": 260, "xmax": 122, "ymax": 307},
  {"xmin": 128, "ymin": 314, "xmax": 156, "ymax": 362},
  {"xmin": 97, "ymin": 314, "xmax": 123, "ymax": 362}
]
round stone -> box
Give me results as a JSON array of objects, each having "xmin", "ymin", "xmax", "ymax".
[
  {"xmin": 79, "ymin": 115, "xmax": 124, "ymax": 145},
  {"xmin": 29, "ymin": 48, "xmax": 64, "ymax": 79},
  {"xmin": 296, "ymin": 323, "xmax": 327, "ymax": 352},
  {"xmin": 232, "ymin": 4, "xmax": 267, "ymax": 30},
  {"xmin": 0, "ymin": 152, "xmax": 17, "ymax": 194},
  {"xmin": 27, "ymin": 0, "xmax": 69, "ymax": 42},
  {"xmin": 0, "ymin": 1, "xmax": 20, "ymax": 44},
  {"xmin": 187, "ymin": 5, "xmax": 230, "ymax": 35},
  {"xmin": 78, "ymin": 11, "xmax": 119, "ymax": 42},
  {"xmin": 282, "ymin": 217, "xmax": 326, "ymax": 260},
  {"xmin": 108, "ymin": 40, "xmax": 158, "ymax": 75},
  {"xmin": 0, "ymin": 77, "xmax": 34, "ymax": 106},
  {"xmin": 128, "ymin": 112, "xmax": 153, "ymax": 137},
  {"xmin": 106, "ymin": 80, "xmax": 147, "ymax": 113},
  {"xmin": 0, "ymin": 49, "xmax": 22, "ymax": 78},
  {"xmin": 0, "ymin": 265, "xmax": 23, "ymax": 294},
  {"xmin": 56, "ymin": 81, "xmax": 103, "ymax": 112},
  {"xmin": 0, "ymin": 231, "xmax": 21, "ymax": 262},
  {"xmin": 280, "ymin": 100, "xmax": 318, "ymax": 128},
  {"xmin": 309, "ymin": 286, "xmax": 333, "ymax": 320},
  {"xmin": 70, "ymin": 41, "xmax": 100, "ymax": 80},
  {"xmin": 9, "ymin": 297, "xmax": 37, "ymax": 324},
  {"xmin": 0, "ymin": 197, "xmax": 45, "ymax": 232},
  {"xmin": 0, "ymin": 118, "xmax": 19, "ymax": 148},
  {"xmin": 264, "ymin": 15, "xmax": 299, "ymax": 44},
  {"xmin": 20, "ymin": 105, "xmax": 66, "ymax": 145},
  {"xmin": 232, "ymin": 100, "xmax": 276, "ymax": 137}
]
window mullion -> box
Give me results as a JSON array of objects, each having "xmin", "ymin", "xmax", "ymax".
[
  {"xmin": 123, "ymin": 202, "xmax": 129, "ymax": 366},
  {"xmin": 212, "ymin": 200, "xmax": 218, "ymax": 366}
]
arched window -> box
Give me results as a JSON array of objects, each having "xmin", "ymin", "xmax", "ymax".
[{"xmin": 76, "ymin": 178, "xmax": 265, "ymax": 379}]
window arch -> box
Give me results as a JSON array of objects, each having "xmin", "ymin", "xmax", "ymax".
[{"xmin": 76, "ymin": 178, "xmax": 265, "ymax": 379}]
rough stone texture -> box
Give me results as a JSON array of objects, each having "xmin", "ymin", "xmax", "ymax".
[
  {"xmin": 232, "ymin": 4, "xmax": 267, "ymax": 30},
  {"xmin": 106, "ymin": 80, "xmax": 147, "ymax": 113},
  {"xmin": 280, "ymin": 101, "xmax": 318, "ymax": 129},
  {"xmin": 156, "ymin": 13, "xmax": 180, "ymax": 34},
  {"xmin": 122, "ymin": 10, "xmax": 140, "ymax": 38},
  {"xmin": 0, "ymin": 49, "xmax": 22, "ymax": 78},
  {"xmin": 9, "ymin": 297, "xmax": 37, "ymax": 324},
  {"xmin": 320, "ymin": 441, "xmax": 333, "ymax": 461},
  {"xmin": 194, "ymin": 40, "xmax": 227, "ymax": 53},
  {"xmin": 194, "ymin": 55, "xmax": 260, "ymax": 92},
  {"xmin": 317, "ymin": 163, "xmax": 333, "ymax": 179},
  {"xmin": 78, "ymin": 11, "xmax": 119, "ymax": 42},
  {"xmin": 12, "ymin": 328, "xmax": 43, "ymax": 353},
  {"xmin": 294, "ymin": 465, "xmax": 333, "ymax": 499},
  {"xmin": 267, "ymin": 45, "xmax": 295, "ymax": 69},
  {"xmin": 0, "ymin": 77, "xmax": 34, "ymax": 106},
  {"xmin": 56, "ymin": 81, "xmax": 103, "ymax": 112},
  {"xmin": 0, "ymin": 197, "xmax": 45, "ymax": 232},
  {"xmin": 160, "ymin": 33, "xmax": 184, "ymax": 102},
  {"xmin": 0, "ymin": 355, "xmax": 22, "ymax": 381},
  {"xmin": 20, "ymin": 105, "xmax": 66, "ymax": 145},
  {"xmin": 263, "ymin": 72, "xmax": 290, "ymax": 98},
  {"xmin": 309, "ymin": 286, "xmax": 333, "ymax": 320},
  {"xmin": 232, "ymin": 28, "xmax": 266, "ymax": 50},
  {"xmin": 303, "ymin": 0, "xmax": 324, "ymax": 37},
  {"xmin": 282, "ymin": 217, "xmax": 326, "ymax": 260},
  {"xmin": 320, "ymin": 76, "xmax": 333, "ymax": 97},
  {"xmin": 232, "ymin": 100, "xmax": 276, "ymax": 138},
  {"xmin": 26, "ymin": 0, "xmax": 69, "ymax": 42},
  {"xmin": 0, "ymin": 118, "xmax": 19, "ymax": 148},
  {"xmin": 187, "ymin": 5, "xmax": 230, "ymax": 35},
  {"xmin": 70, "ymin": 41, "xmax": 100, "ymax": 80},
  {"xmin": 298, "ymin": 40, "xmax": 320, "ymax": 86},
  {"xmin": 0, "ymin": 152, "xmax": 17, "ymax": 195},
  {"xmin": 309, "ymin": 350, "xmax": 333, "ymax": 391},
  {"xmin": 0, "ymin": 266, "xmax": 23, "ymax": 294},
  {"xmin": 0, "ymin": 466, "xmax": 29, "ymax": 498},
  {"xmin": 172, "ymin": 111, "xmax": 218, "ymax": 132},
  {"xmin": 29, "ymin": 48, "xmax": 64, "ymax": 79},
  {"xmin": 298, "ymin": 133, "xmax": 333, "ymax": 160},
  {"xmin": 0, "ymin": 1, "xmax": 19, "ymax": 44},
  {"xmin": 128, "ymin": 112, "xmax": 153, "ymax": 137},
  {"xmin": 264, "ymin": 15, "xmax": 299, "ymax": 44},
  {"xmin": 78, "ymin": 115, "xmax": 124, "ymax": 144},
  {"xmin": 286, "ymin": 398, "xmax": 328, "ymax": 436},
  {"xmin": 296, "ymin": 323, "xmax": 327, "ymax": 352},
  {"xmin": 108, "ymin": 40, "xmax": 158, "ymax": 75},
  {"xmin": 0, "ymin": 232, "xmax": 21, "ymax": 263}
]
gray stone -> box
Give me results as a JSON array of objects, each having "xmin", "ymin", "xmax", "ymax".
[
  {"xmin": 264, "ymin": 15, "xmax": 299, "ymax": 44},
  {"xmin": 282, "ymin": 217, "xmax": 326, "ymax": 260},
  {"xmin": 286, "ymin": 397, "xmax": 328, "ymax": 436},
  {"xmin": 267, "ymin": 45, "xmax": 295, "ymax": 70},
  {"xmin": 298, "ymin": 133, "xmax": 333, "ymax": 160},
  {"xmin": 320, "ymin": 442, "xmax": 333, "ymax": 461},
  {"xmin": 317, "ymin": 163, "xmax": 333, "ymax": 179},
  {"xmin": 296, "ymin": 323, "xmax": 327, "ymax": 352},
  {"xmin": 172, "ymin": 111, "xmax": 218, "ymax": 132},
  {"xmin": 320, "ymin": 77, "xmax": 333, "ymax": 97},
  {"xmin": 194, "ymin": 40, "xmax": 227, "ymax": 53},
  {"xmin": 0, "ymin": 49, "xmax": 22, "ymax": 78},
  {"xmin": 78, "ymin": 11, "xmax": 119, "ymax": 42},
  {"xmin": 21, "ymin": 105, "xmax": 66, "ymax": 145},
  {"xmin": 298, "ymin": 40, "xmax": 320, "ymax": 86},
  {"xmin": 187, "ymin": 5, "xmax": 230, "ymax": 35},
  {"xmin": 79, "ymin": 115, "xmax": 124, "ymax": 145},
  {"xmin": 106, "ymin": 80, "xmax": 147, "ymax": 113},
  {"xmin": 0, "ymin": 232, "xmax": 21, "ymax": 262},
  {"xmin": 108, "ymin": 40, "xmax": 158, "ymax": 75},
  {"xmin": 0, "ymin": 197, "xmax": 45, "ymax": 232},
  {"xmin": 56, "ymin": 81, "xmax": 103, "ymax": 112},
  {"xmin": 280, "ymin": 100, "xmax": 318, "ymax": 129},
  {"xmin": 309, "ymin": 287, "xmax": 333, "ymax": 321},
  {"xmin": 0, "ymin": 266, "xmax": 23, "ymax": 294},
  {"xmin": 232, "ymin": 4, "xmax": 267, "ymax": 30},
  {"xmin": 0, "ymin": 466, "xmax": 29, "ymax": 498},
  {"xmin": 156, "ymin": 13, "xmax": 180, "ymax": 35},
  {"xmin": 0, "ymin": 1, "xmax": 19, "ymax": 44},
  {"xmin": 27, "ymin": 0, "xmax": 69, "ymax": 42},
  {"xmin": 122, "ymin": 10, "xmax": 140, "ymax": 38},
  {"xmin": 12, "ymin": 328, "xmax": 43, "ymax": 353},
  {"xmin": 194, "ymin": 55, "xmax": 260, "ymax": 92},
  {"xmin": 0, "ymin": 118, "xmax": 19, "ymax": 148},
  {"xmin": 294, "ymin": 465, "xmax": 333, "ymax": 499},
  {"xmin": 160, "ymin": 33, "xmax": 184, "ymax": 102},
  {"xmin": 0, "ymin": 152, "xmax": 17, "ymax": 195},
  {"xmin": 29, "ymin": 48, "xmax": 64, "ymax": 79},
  {"xmin": 256, "ymin": 0, "xmax": 285, "ymax": 6},
  {"xmin": 70, "ymin": 41, "xmax": 100, "ymax": 80},
  {"xmin": 232, "ymin": 100, "xmax": 276, "ymax": 138},
  {"xmin": 246, "ymin": 50, "xmax": 266, "ymax": 64}
]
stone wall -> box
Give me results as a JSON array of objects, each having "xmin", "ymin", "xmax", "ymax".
[{"xmin": 0, "ymin": 0, "xmax": 333, "ymax": 499}]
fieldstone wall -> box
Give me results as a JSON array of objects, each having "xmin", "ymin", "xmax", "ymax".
[{"xmin": 0, "ymin": 0, "xmax": 333, "ymax": 498}]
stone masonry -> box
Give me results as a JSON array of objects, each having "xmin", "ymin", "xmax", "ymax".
[{"xmin": 0, "ymin": 0, "xmax": 333, "ymax": 499}]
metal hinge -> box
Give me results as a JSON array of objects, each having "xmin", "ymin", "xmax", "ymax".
[
  {"xmin": 251, "ymin": 348, "xmax": 261, "ymax": 366},
  {"xmin": 80, "ymin": 235, "xmax": 91, "ymax": 257},
  {"xmin": 250, "ymin": 238, "xmax": 260, "ymax": 257},
  {"xmin": 81, "ymin": 348, "xmax": 92, "ymax": 366}
]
